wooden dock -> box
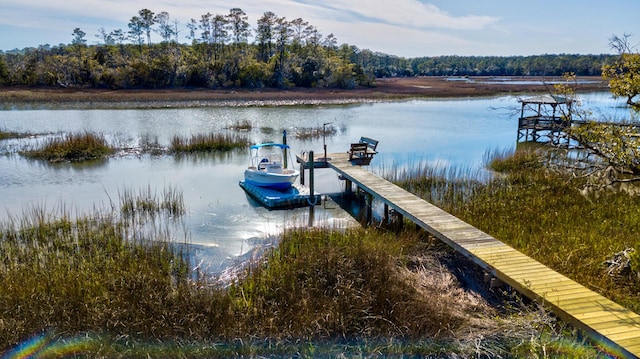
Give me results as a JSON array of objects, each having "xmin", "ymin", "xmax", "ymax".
[
  {"xmin": 516, "ymin": 95, "xmax": 640, "ymax": 146},
  {"xmin": 316, "ymin": 152, "xmax": 640, "ymax": 358}
]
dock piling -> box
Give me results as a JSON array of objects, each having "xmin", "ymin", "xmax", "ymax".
[
  {"xmin": 308, "ymin": 150, "xmax": 314, "ymax": 202},
  {"xmin": 365, "ymin": 192, "xmax": 373, "ymax": 225}
]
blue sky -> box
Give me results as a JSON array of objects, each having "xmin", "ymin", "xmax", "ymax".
[{"xmin": 1, "ymin": 0, "xmax": 638, "ymax": 57}]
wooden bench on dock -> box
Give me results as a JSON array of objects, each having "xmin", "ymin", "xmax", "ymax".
[{"xmin": 348, "ymin": 137, "xmax": 378, "ymax": 165}]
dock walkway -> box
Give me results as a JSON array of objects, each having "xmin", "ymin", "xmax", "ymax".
[{"xmin": 319, "ymin": 152, "xmax": 640, "ymax": 358}]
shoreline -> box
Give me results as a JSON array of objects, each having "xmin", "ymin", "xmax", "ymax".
[{"xmin": 0, "ymin": 76, "xmax": 609, "ymax": 109}]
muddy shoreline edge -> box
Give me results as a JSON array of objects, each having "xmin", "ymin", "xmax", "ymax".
[{"xmin": 0, "ymin": 76, "xmax": 609, "ymax": 109}]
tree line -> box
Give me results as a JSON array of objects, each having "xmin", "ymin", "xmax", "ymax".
[{"xmin": 0, "ymin": 8, "xmax": 618, "ymax": 89}]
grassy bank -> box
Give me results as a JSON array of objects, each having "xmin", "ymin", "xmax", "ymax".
[
  {"xmin": 0, "ymin": 188, "xmax": 602, "ymax": 357},
  {"xmin": 389, "ymin": 145, "xmax": 640, "ymax": 313}
]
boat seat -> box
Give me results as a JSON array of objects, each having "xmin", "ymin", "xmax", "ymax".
[
  {"xmin": 258, "ymin": 158, "xmax": 269, "ymax": 171},
  {"xmin": 267, "ymin": 163, "xmax": 282, "ymax": 173}
]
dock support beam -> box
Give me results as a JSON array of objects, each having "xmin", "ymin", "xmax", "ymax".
[
  {"xmin": 282, "ymin": 130, "xmax": 288, "ymax": 168},
  {"xmin": 307, "ymin": 150, "xmax": 316, "ymax": 228},
  {"xmin": 308, "ymin": 150, "xmax": 314, "ymax": 203},
  {"xmin": 365, "ymin": 191, "xmax": 373, "ymax": 225},
  {"xmin": 345, "ymin": 178, "xmax": 352, "ymax": 196},
  {"xmin": 383, "ymin": 203, "xmax": 389, "ymax": 227}
]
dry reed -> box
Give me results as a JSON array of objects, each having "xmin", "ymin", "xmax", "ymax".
[
  {"xmin": 22, "ymin": 132, "xmax": 114, "ymax": 162},
  {"xmin": 170, "ymin": 132, "xmax": 249, "ymax": 153}
]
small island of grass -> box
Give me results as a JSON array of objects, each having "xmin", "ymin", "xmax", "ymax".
[
  {"xmin": 0, "ymin": 129, "xmax": 29, "ymax": 140},
  {"xmin": 22, "ymin": 132, "xmax": 115, "ymax": 162},
  {"xmin": 170, "ymin": 132, "xmax": 249, "ymax": 153}
]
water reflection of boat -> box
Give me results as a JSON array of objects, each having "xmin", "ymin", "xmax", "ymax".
[{"xmin": 243, "ymin": 143, "xmax": 299, "ymax": 190}]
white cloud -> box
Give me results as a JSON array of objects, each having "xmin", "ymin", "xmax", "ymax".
[
  {"xmin": 326, "ymin": 20, "xmax": 471, "ymax": 56},
  {"xmin": 0, "ymin": 0, "xmax": 622, "ymax": 55},
  {"xmin": 266, "ymin": 0, "xmax": 499, "ymax": 31},
  {"xmin": 332, "ymin": 0, "xmax": 498, "ymax": 30}
]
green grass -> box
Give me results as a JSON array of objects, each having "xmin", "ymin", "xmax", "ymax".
[
  {"xmin": 170, "ymin": 132, "xmax": 249, "ymax": 153},
  {"xmin": 22, "ymin": 132, "xmax": 114, "ymax": 162},
  {"xmin": 390, "ymin": 145, "xmax": 640, "ymax": 314}
]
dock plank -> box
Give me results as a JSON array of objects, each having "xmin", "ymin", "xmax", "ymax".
[{"xmin": 540, "ymin": 289, "xmax": 603, "ymax": 304}]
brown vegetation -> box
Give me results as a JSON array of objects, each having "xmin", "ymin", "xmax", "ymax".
[
  {"xmin": 0, "ymin": 76, "xmax": 608, "ymax": 109},
  {"xmin": 22, "ymin": 132, "xmax": 114, "ymax": 162}
]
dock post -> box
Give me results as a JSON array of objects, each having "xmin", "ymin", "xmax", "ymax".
[
  {"xmin": 366, "ymin": 192, "xmax": 373, "ymax": 225},
  {"xmin": 383, "ymin": 203, "xmax": 389, "ymax": 227},
  {"xmin": 308, "ymin": 150, "xmax": 314, "ymax": 203},
  {"xmin": 282, "ymin": 130, "xmax": 288, "ymax": 168},
  {"xmin": 345, "ymin": 179, "xmax": 352, "ymax": 196},
  {"xmin": 300, "ymin": 161, "xmax": 305, "ymax": 186},
  {"xmin": 308, "ymin": 150, "xmax": 315, "ymax": 227},
  {"xmin": 308, "ymin": 202, "xmax": 315, "ymax": 227}
]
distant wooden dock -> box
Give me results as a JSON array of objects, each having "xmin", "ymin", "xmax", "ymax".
[
  {"xmin": 303, "ymin": 151, "xmax": 640, "ymax": 358},
  {"xmin": 517, "ymin": 95, "xmax": 640, "ymax": 146}
]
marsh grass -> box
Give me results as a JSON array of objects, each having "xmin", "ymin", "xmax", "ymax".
[
  {"xmin": 1, "ymin": 198, "xmax": 600, "ymax": 357},
  {"xmin": 219, "ymin": 227, "xmax": 600, "ymax": 357},
  {"xmin": 139, "ymin": 134, "xmax": 165, "ymax": 155},
  {"xmin": 170, "ymin": 132, "xmax": 249, "ymax": 153},
  {"xmin": 381, "ymin": 161, "xmax": 488, "ymax": 213},
  {"xmin": 0, "ymin": 129, "xmax": 27, "ymax": 140},
  {"xmin": 0, "ymin": 205, "xmax": 194, "ymax": 348},
  {"xmin": 294, "ymin": 124, "xmax": 338, "ymax": 140},
  {"xmin": 24, "ymin": 332, "xmax": 599, "ymax": 358},
  {"xmin": 119, "ymin": 184, "xmax": 185, "ymax": 218},
  {"xmin": 484, "ymin": 145, "xmax": 544, "ymax": 173},
  {"xmin": 226, "ymin": 119, "xmax": 253, "ymax": 131},
  {"xmin": 22, "ymin": 132, "xmax": 114, "ymax": 162},
  {"xmin": 390, "ymin": 146, "xmax": 640, "ymax": 313},
  {"xmin": 228, "ymin": 228, "xmax": 453, "ymax": 339},
  {"xmin": 259, "ymin": 126, "xmax": 275, "ymax": 134}
]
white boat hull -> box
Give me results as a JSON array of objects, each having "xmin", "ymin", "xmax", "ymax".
[{"xmin": 244, "ymin": 168, "xmax": 299, "ymax": 190}]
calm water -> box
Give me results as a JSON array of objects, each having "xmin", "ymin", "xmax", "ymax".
[{"xmin": 0, "ymin": 92, "xmax": 630, "ymax": 273}]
